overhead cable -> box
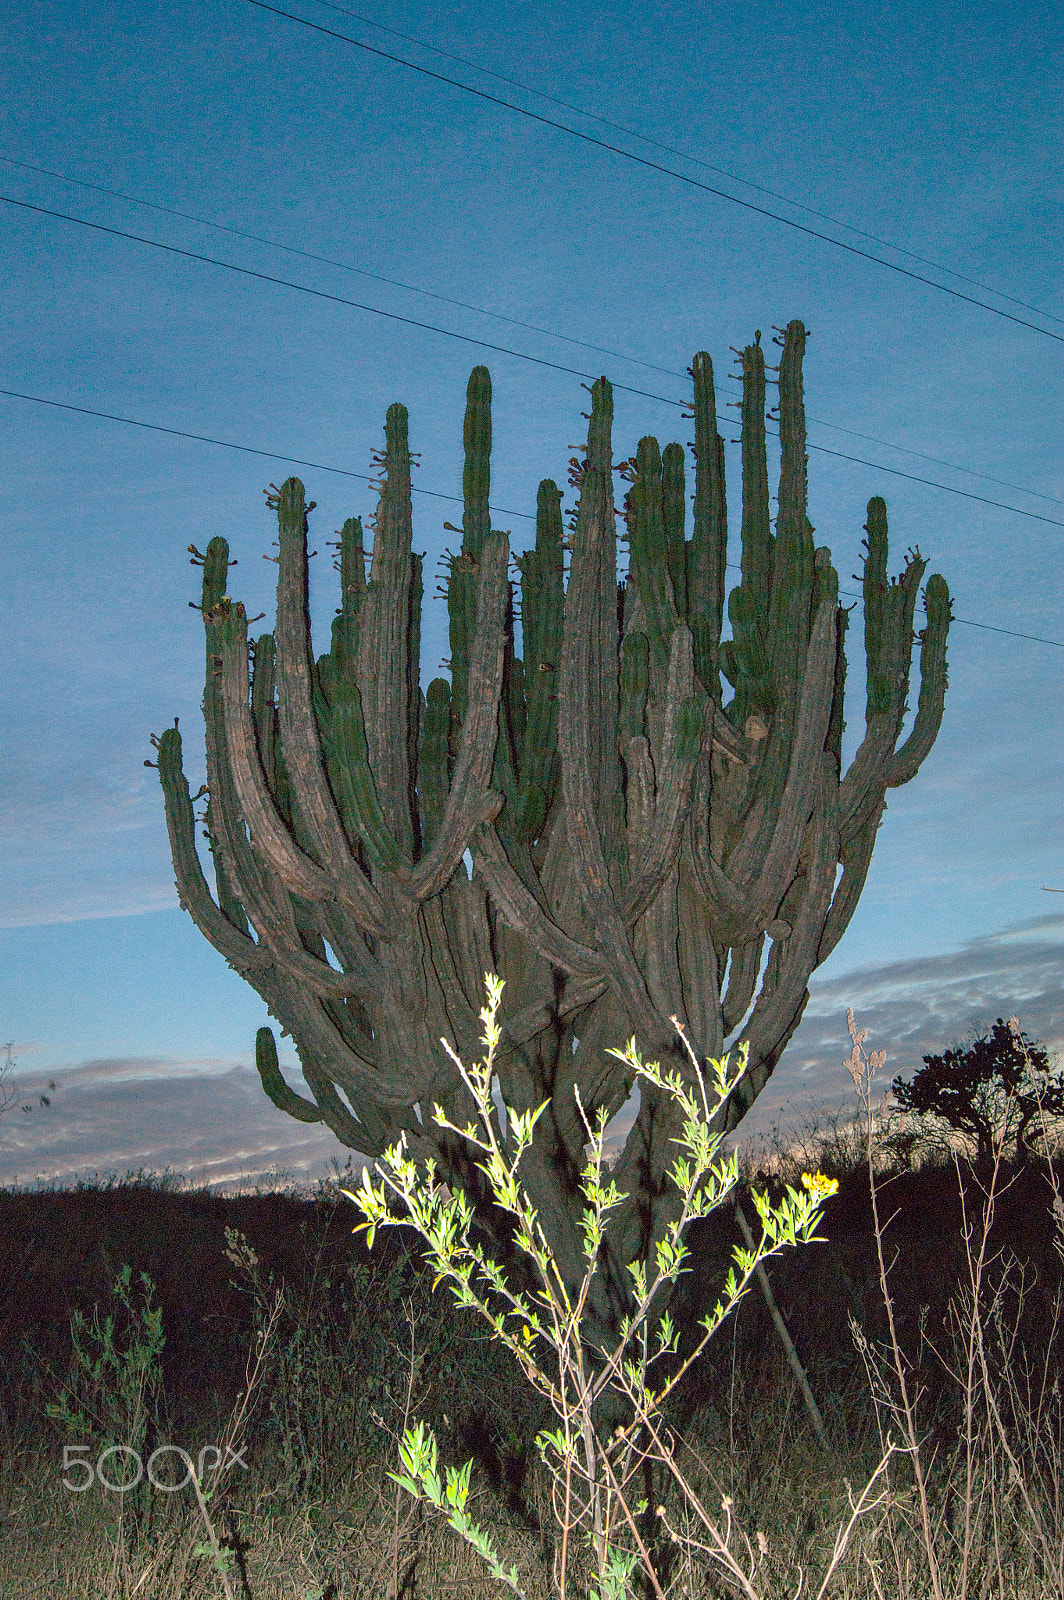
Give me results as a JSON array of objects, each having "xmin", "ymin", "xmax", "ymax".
[
  {"xmin": 2, "ymin": 383, "xmax": 1062, "ymax": 651},
  {"xmin": 4, "ymin": 192, "xmax": 1061, "ymax": 529},
  {"xmin": 241, "ymin": 0, "xmax": 1064, "ymax": 346},
  {"xmin": 3, "ymin": 152, "xmax": 1056, "ymax": 508},
  {"xmin": 306, "ymin": 0, "xmax": 1063, "ymax": 329}
]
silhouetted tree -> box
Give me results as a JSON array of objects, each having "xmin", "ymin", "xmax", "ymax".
[{"xmin": 892, "ymin": 1018, "xmax": 1064, "ymax": 1161}]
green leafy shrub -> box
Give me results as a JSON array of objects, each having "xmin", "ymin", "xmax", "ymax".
[{"xmin": 346, "ymin": 974, "xmax": 842, "ymax": 1598}]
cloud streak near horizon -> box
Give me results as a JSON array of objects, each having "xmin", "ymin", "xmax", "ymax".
[{"xmin": 4, "ymin": 912, "xmax": 1061, "ymax": 1193}]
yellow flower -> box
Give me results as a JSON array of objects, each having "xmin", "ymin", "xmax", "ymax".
[{"xmin": 801, "ymin": 1170, "xmax": 838, "ymax": 1200}]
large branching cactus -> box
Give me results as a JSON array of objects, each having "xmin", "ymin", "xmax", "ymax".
[{"xmin": 153, "ymin": 320, "xmax": 951, "ymax": 1327}]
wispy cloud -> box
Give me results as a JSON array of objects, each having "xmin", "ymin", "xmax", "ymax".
[
  {"xmin": 3, "ymin": 913, "xmax": 1062, "ymax": 1188},
  {"xmin": 0, "ymin": 1054, "xmax": 352, "ymax": 1193},
  {"xmin": 755, "ymin": 912, "xmax": 1064, "ymax": 1132}
]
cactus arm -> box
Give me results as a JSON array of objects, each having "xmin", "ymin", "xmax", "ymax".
[
  {"xmin": 255, "ymin": 1027, "xmax": 324, "ymax": 1122},
  {"xmin": 683, "ymin": 600, "xmax": 834, "ymax": 945},
  {"xmin": 157, "ymin": 722, "xmax": 383, "ymax": 1013},
  {"xmin": 620, "ymin": 629, "xmax": 705, "ymax": 924},
  {"xmin": 273, "ymin": 965, "xmax": 432, "ymax": 1107},
  {"xmin": 155, "ymin": 723, "xmax": 268, "ymax": 975},
  {"xmin": 448, "ymin": 366, "xmax": 493, "ymax": 738},
  {"xmin": 249, "ymin": 632, "xmax": 278, "ymax": 789},
  {"xmin": 687, "ymin": 350, "xmax": 727, "ymax": 696},
  {"xmin": 815, "ymin": 800, "xmax": 883, "ymax": 966},
  {"xmin": 302, "ymin": 1065, "xmax": 423, "ymax": 1155},
  {"xmin": 676, "ymin": 860, "xmax": 726, "ymax": 1058},
  {"xmin": 412, "ymin": 530, "xmax": 509, "ymax": 900},
  {"xmin": 474, "ymin": 825, "xmax": 600, "ymax": 975},
  {"xmin": 421, "ymin": 896, "xmax": 482, "ymax": 1050},
  {"xmin": 452, "ymin": 873, "xmax": 497, "ymax": 1006},
  {"xmin": 407, "ymin": 551, "xmax": 424, "ymax": 825},
  {"xmin": 683, "ymin": 699, "xmax": 755, "ymax": 939},
  {"xmin": 661, "ymin": 441, "xmax": 688, "ymax": 618},
  {"xmin": 766, "ymin": 322, "xmax": 816, "ymax": 722},
  {"xmin": 621, "ymin": 733, "xmax": 655, "ymax": 868},
  {"xmin": 356, "ymin": 403, "xmax": 418, "ymax": 857},
  {"xmin": 200, "ymin": 667, "xmax": 389, "ymax": 1001},
  {"xmin": 708, "ymin": 704, "xmax": 751, "ymax": 764},
  {"xmin": 194, "ymin": 536, "xmax": 254, "ymax": 936},
  {"xmin": 577, "ymin": 377, "xmax": 624, "ymax": 880},
  {"xmin": 723, "ymin": 334, "xmax": 776, "ymax": 730},
  {"xmin": 862, "ymin": 496, "xmax": 909, "ymax": 720},
  {"xmin": 264, "ymin": 997, "xmax": 412, "ymax": 1156},
  {"xmin": 417, "ymin": 678, "xmax": 451, "ymax": 849},
  {"xmin": 837, "ymin": 503, "xmax": 935, "ymax": 835},
  {"xmin": 339, "ymin": 513, "xmax": 366, "ymax": 626},
  {"xmin": 559, "ymin": 475, "xmax": 665, "ymax": 1046},
  {"xmin": 324, "ymin": 1063, "xmax": 435, "ymax": 1162},
  {"xmin": 200, "ymin": 563, "xmax": 324, "ymax": 951},
  {"xmin": 887, "ymin": 572, "xmax": 952, "ymax": 787},
  {"xmin": 685, "ymin": 811, "xmax": 751, "ymax": 935},
  {"xmin": 619, "ymin": 628, "xmax": 650, "ymax": 744},
  {"xmin": 513, "ymin": 480, "xmax": 565, "ymax": 841},
  {"xmin": 727, "ymin": 762, "xmax": 839, "ymax": 1126},
  {"xmin": 717, "ymin": 595, "xmax": 837, "ymax": 924},
  {"xmin": 196, "ymin": 561, "xmax": 386, "ymax": 988},
  {"xmin": 643, "ymin": 867, "xmax": 686, "ymax": 1024},
  {"xmin": 618, "ymin": 627, "xmax": 654, "ymax": 874},
  {"xmin": 738, "ymin": 334, "xmax": 773, "ymax": 600},
  {"xmin": 328, "ymin": 682, "xmax": 404, "ymax": 871},
  {"xmin": 213, "ymin": 601, "xmax": 390, "ymax": 933},
  {"xmin": 502, "ymin": 973, "xmax": 609, "ymax": 1049},
  {"xmin": 720, "ymin": 935, "xmax": 766, "ymax": 1035},
  {"xmin": 271, "ymin": 478, "xmax": 360, "ymax": 875},
  {"xmin": 626, "ymin": 436, "xmax": 681, "ymax": 678}
]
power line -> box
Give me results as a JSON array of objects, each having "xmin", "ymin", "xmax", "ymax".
[
  {"xmin": 0, "ymin": 193, "xmax": 675, "ymax": 403},
  {"xmin": 2, "ymin": 383, "xmax": 1062, "ymax": 652},
  {"xmin": 0, "ymin": 384, "xmax": 531, "ymax": 510},
  {"xmin": 4, "ymin": 192, "xmax": 1062, "ymax": 530},
  {"xmin": 306, "ymin": 0, "xmax": 1064, "ymax": 331},
  {"xmin": 786, "ymin": 444, "xmax": 1064, "ymax": 528},
  {"xmin": 787, "ymin": 417, "xmax": 1060, "ymax": 507},
  {"xmin": 0, "ymin": 153, "xmax": 683, "ymax": 378},
  {"xmin": 242, "ymin": 0, "xmax": 1064, "ymax": 347},
  {"xmin": 3, "ymin": 152, "xmax": 1057, "ymax": 509}
]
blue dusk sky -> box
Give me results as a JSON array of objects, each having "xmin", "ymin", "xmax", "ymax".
[{"xmin": 1, "ymin": 0, "xmax": 1061, "ymax": 1190}]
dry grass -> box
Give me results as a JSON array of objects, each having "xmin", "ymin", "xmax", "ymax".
[{"xmin": 1, "ymin": 1075, "xmax": 1063, "ymax": 1597}]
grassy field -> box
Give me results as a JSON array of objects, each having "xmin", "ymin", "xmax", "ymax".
[{"xmin": 1, "ymin": 1104, "xmax": 1062, "ymax": 1598}]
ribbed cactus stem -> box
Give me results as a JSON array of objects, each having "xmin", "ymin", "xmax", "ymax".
[
  {"xmin": 661, "ymin": 441, "xmax": 688, "ymax": 620},
  {"xmin": 329, "ymin": 515, "xmax": 365, "ymax": 679},
  {"xmin": 888, "ymin": 572, "xmax": 952, "ymax": 785},
  {"xmin": 739, "ymin": 332, "xmax": 773, "ymax": 601},
  {"xmin": 202, "ymin": 536, "xmax": 230, "ymax": 613},
  {"xmin": 340, "ymin": 514, "xmax": 365, "ymax": 613},
  {"xmin": 513, "ymin": 479, "xmax": 564, "ymax": 845},
  {"xmin": 157, "ymin": 327, "xmax": 952, "ymax": 1340},
  {"xmin": 462, "ymin": 366, "xmax": 492, "ymax": 560},
  {"xmin": 256, "ymin": 1027, "xmax": 323, "ymax": 1123},
  {"xmin": 627, "ymin": 436, "xmax": 680, "ymax": 679},
  {"xmin": 687, "ymin": 349, "xmax": 727, "ymax": 696},
  {"xmin": 417, "ymin": 678, "xmax": 451, "ymax": 847},
  {"xmin": 862, "ymin": 495, "xmax": 893, "ymax": 717},
  {"xmin": 767, "ymin": 322, "xmax": 816, "ymax": 737},
  {"xmin": 448, "ymin": 367, "xmax": 493, "ymax": 740},
  {"xmin": 357, "ymin": 403, "xmax": 417, "ymax": 855},
  {"xmin": 620, "ymin": 631, "xmax": 649, "ymax": 743}
]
